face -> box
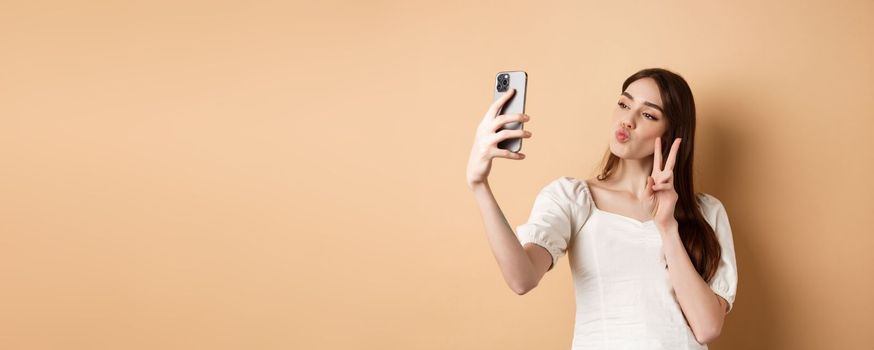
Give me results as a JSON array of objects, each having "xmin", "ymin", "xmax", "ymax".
[{"xmin": 609, "ymin": 77, "xmax": 668, "ymax": 160}]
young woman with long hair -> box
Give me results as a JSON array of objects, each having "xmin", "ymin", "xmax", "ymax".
[{"xmin": 466, "ymin": 68, "xmax": 738, "ymax": 349}]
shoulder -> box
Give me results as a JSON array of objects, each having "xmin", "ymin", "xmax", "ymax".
[
  {"xmin": 539, "ymin": 176, "xmax": 593, "ymax": 209},
  {"xmin": 696, "ymin": 192, "xmax": 730, "ymax": 230},
  {"xmin": 696, "ymin": 192, "xmax": 723, "ymax": 208}
]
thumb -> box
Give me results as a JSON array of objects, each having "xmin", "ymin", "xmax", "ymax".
[{"xmin": 645, "ymin": 176, "xmax": 654, "ymax": 195}]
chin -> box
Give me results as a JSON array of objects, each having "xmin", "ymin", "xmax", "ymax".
[
  {"xmin": 609, "ymin": 149, "xmax": 628, "ymax": 159},
  {"xmin": 608, "ymin": 142, "xmax": 629, "ymax": 158},
  {"xmin": 609, "ymin": 143, "xmax": 646, "ymax": 160}
]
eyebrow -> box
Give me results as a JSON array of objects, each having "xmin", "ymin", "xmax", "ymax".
[{"xmin": 621, "ymin": 92, "xmax": 664, "ymax": 114}]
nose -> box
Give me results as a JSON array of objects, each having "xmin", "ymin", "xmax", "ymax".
[{"xmin": 620, "ymin": 119, "xmax": 633, "ymax": 130}]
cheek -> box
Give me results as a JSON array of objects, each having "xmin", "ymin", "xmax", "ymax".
[
  {"xmin": 637, "ymin": 126, "xmax": 666, "ymax": 150},
  {"xmin": 643, "ymin": 123, "xmax": 668, "ymax": 137},
  {"xmin": 638, "ymin": 126, "xmax": 660, "ymax": 139}
]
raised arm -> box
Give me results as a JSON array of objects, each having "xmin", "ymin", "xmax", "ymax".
[
  {"xmin": 466, "ymin": 88, "xmax": 544, "ymax": 294},
  {"xmin": 470, "ymin": 181, "xmax": 552, "ymax": 294}
]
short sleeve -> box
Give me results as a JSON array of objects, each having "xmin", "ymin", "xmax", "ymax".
[
  {"xmin": 515, "ymin": 177, "xmax": 592, "ymax": 272},
  {"xmin": 699, "ymin": 193, "xmax": 739, "ymax": 314}
]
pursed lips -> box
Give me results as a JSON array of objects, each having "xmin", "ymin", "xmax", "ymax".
[{"xmin": 615, "ymin": 129, "xmax": 629, "ymax": 141}]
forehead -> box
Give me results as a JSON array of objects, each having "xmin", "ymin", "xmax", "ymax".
[{"xmin": 623, "ymin": 77, "xmax": 663, "ymax": 107}]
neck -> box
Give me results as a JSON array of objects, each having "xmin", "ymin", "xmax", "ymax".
[{"xmin": 609, "ymin": 156, "xmax": 654, "ymax": 198}]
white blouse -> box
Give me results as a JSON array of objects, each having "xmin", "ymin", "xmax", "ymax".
[{"xmin": 515, "ymin": 176, "xmax": 738, "ymax": 350}]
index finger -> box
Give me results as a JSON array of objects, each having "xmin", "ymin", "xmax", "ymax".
[
  {"xmin": 653, "ymin": 137, "xmax": 663, "ymax": 174},
  {"xmin": 485, "ymin": 88, "xmax": 515, "ymax": 120},
  {"xmin": 664, "ymin": 138, "xmax": 682, "ymax": 171}
]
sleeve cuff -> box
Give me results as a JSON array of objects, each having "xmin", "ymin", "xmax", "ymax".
[{"xmin": 518, "ymin": 236, "xmax": 560, "ymax": 271}]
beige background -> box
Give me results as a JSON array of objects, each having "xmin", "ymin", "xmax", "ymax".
[{"xmin": 2, "ymin": 0, "xmax": 873, "ymax": 349}]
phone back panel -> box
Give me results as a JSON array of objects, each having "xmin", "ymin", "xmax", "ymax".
[{"xmin": 492, "ymin": 71, "xmax": 527, "ymax": 153}]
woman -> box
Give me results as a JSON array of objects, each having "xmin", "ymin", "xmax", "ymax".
[{"xmin": 465, "ymin": 68, "xmax": 738, "ymax": 349}]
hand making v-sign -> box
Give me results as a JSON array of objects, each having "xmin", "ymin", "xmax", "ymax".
[{"xmin": 644, "ymin": 137, "xmax": 682, "ymax": 229}]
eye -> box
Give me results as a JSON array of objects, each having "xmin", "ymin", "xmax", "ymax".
[
  {"xmin": 617, "ymin": 101, "xmax": 629, "ymax": 109},
  {"xmin": 643, "ymin": 113, "xmax": 658, "ymax": 121}
]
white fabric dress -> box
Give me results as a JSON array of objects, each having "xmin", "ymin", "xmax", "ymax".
[{"xmin": 515, "ymin": 176, "xmax": 738, "ymax": 350}]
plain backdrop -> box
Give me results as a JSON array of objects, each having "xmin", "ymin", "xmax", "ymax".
[{"xmin": 2, "ymin": 0, "xmax": 873, "ymax": 349}]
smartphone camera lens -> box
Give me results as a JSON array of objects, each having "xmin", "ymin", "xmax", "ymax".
[{"xmin": 496, "ymin": 74, "xmax": 510, "ymax": 92}]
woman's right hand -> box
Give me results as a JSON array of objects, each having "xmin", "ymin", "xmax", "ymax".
[{"xmin": 466, "ymin": 88, "xmax": 532, "ymax": 189}]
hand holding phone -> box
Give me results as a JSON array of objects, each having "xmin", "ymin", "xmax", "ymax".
[{"xmin": 465, "ymin": 71, "xmax": 532, "ymax": 188}]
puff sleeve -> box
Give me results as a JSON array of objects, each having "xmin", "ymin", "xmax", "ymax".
[
  {"xmin": 515, "ymin": 177, "xmax": 591, "ymax": 272},
  {"xmin": 699, "ymin": 193, "xmax": 739, "ymax": 314}
]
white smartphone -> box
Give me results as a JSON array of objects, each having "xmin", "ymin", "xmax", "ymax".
[{"xmin": 492, "ymin": 71, "xmax": 528, "ymax": 153}]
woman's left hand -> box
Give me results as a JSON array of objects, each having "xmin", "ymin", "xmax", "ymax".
[{"xmin": 643, "ymin": 137, "xmax": 682, "ymax": 230}]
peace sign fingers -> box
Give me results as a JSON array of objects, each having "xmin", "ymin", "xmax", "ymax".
[
  {"xmin": 653, "ymin": 137, "xmax": 682, "ymax": 173},
  {"xmin": 664, "ymin": 138, "xmax": 682, "ymax": 171}
]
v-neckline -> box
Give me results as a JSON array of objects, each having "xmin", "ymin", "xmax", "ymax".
[{"xmin": 582, "ymin": 179, "xmax": 655, "ymax": 227}]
